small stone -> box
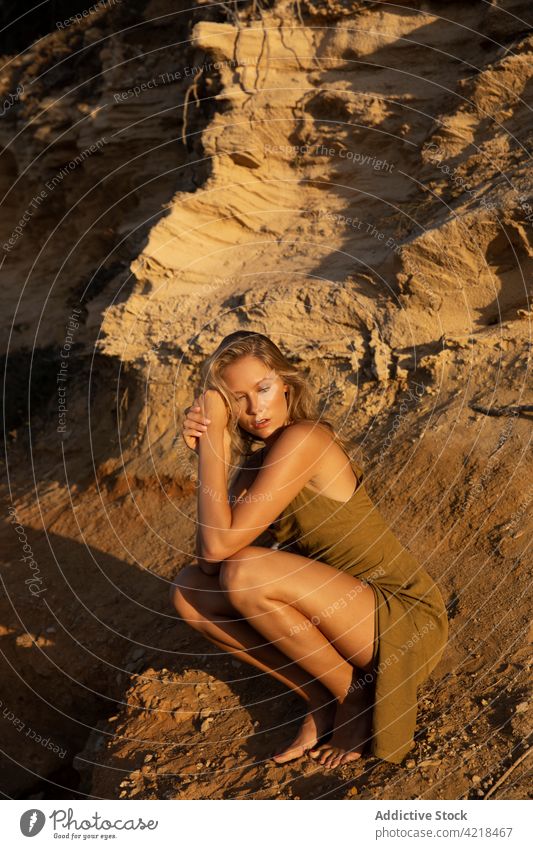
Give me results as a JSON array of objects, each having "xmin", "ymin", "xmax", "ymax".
[
  {"xmin": 405, "ymin": 759, "xmax": 416, "ymax": 769},
  {"xmin": 144, "ymin": 754, "xmax": 154, "ymax": 763},
  {"xmin": 200, "ymin": 717, "xmax": 214, "ymax": 732},
  {"xmin": 481, "ymin": 699, "xmax": 488, "ymax": 706},
  {"xmin": 471, "ymin": 775, "xmax": 481, "ymax": 785}
]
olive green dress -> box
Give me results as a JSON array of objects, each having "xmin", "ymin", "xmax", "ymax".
[{"xmin": 270, "ymin": 457, "xmax": 448, "ymax": 765}]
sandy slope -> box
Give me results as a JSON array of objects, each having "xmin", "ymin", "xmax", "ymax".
[{"xmin": 1, "ymin": 0, "xmax": 531, "ymax": 799}]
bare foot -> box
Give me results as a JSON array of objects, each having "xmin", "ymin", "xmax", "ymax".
[
  {"xmin": 271, "ymin": 695, "xmax": 336, "ymax": 764},
  {"xmin": 308, "ymin": 684, "xmax": 374, "ymax": 769}
]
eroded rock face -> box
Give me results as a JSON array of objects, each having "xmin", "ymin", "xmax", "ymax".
[
  {"xmin": 96, "ymin": 0, "xmax": 533, "ymax": 465},
  {"xmin": 0, "ymin": 0, "xmax": 531, "ymax": 798}
]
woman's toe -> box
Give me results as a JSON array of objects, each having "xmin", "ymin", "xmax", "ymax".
[
  {"xmin": 328, "ymin": 752, "xmax": 343, "ymax": 769},
  {"xmin": 325, "ymin": 749, "xmax": 340, "ymax": 767},
  {"xmin": 318, "ymin": 747, "xmax": 334, "ymax": 765}
]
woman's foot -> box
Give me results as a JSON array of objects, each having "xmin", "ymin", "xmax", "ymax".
[
  {"xmin": 308, "ymin": 682, "xmax": 374, "ymax": 769},
  {"xmin": 271, "ymin": 694, "xmax": 337, "ymax": 764}
]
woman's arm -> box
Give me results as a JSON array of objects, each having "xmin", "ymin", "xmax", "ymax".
[
  {"xmin": 195, "ymin": 527, "xmax": 221, "ymax": 575},
  {"xmin": 195, "ymin": 425, "xmax": 233, "ymax": 575},
  {"xmin": 197, "ymin": 394, "xmax": 322, "ymax": 562}
]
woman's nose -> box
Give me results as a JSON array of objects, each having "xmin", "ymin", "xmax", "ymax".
[{"xmin": 245, "ymin": 396, "xmax": 261, "ymax": 415}]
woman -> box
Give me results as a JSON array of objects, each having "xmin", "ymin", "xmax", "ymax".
[{"xmin": 169, "ymin": 330, "xmax": 448, "ymax": 769}]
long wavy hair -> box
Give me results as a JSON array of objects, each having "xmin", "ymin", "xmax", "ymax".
[{"xmin": 196, "ymin": 331, "xmax": 355, "ymax": 483}]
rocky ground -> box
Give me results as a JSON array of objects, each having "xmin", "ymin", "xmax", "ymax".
[{"xmin": 1, "ymin": 0, "xmax": 531, "ymax": 799}]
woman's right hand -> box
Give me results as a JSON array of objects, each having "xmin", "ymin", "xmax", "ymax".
[{"xmin": 182, "ymin": 397, "xmax": 211, "ymax": 455}]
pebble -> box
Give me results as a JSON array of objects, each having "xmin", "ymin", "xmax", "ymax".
[
  {"xmin": 472, "ymin": 775, "xmax": 481, "ymax": 785},
  {"xmin": 405, "ymin": 759, "xmax": 416, "ymax": 769}
]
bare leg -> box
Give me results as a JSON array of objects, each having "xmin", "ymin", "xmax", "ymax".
[
  {"xmin": 219, "ymin": 546, "xmax": 377, "ymax": 768},
  {"xmin": 169, "ymin": 566, "xmax": 336, "ymax": 760},
  {"xmin": 308, "ymin": 664, "xmax": 376, "ymax": 768}
]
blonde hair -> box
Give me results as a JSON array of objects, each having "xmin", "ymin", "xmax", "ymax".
[{"xmin": 196, "ymin": 331, "xmax": 355, "ymax": 480}]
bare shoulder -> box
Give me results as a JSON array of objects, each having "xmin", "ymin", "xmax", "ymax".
[
  {"xmin": 278, "ymin": 421, "xmax": 358, "ymax": 498},
  {"xmin": 282, "ymin": 419, "xmax": 336, "ymax": 448},
  {"xmin": 265, "ymin": 420, "xmax": 328, "ymax": 452},
  {"xmin": 262, "ymin": 420, "xmax": 333, "ymax": 471}
]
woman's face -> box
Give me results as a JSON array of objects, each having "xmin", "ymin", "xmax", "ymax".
[{"xmin": 222, "ymin": 355, "xmax": 289, "ymax": 442}]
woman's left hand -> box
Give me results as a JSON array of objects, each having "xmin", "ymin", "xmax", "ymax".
[{"xmin": 198, "ymin": 389, "xmax": 229, "ymax": 428}]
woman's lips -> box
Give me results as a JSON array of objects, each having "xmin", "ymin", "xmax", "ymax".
[{"xmin": 253, "ymin": 418, "xmax": 270, "ymax": 429}]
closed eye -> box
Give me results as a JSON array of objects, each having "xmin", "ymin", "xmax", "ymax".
[{"xmin": 236, "ymin": 386, "xmax": 270, "ymax": 401}]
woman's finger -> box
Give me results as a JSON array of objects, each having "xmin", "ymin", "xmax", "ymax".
[
  {"xmin": 184, "ymin": 422, "xmax": 206, "ymax": 433},
  {"xmin": 185, "ymin": 413, "xmax": 210, "ymax": 427},
  {"xmin": 185, "ymin": 418, "xmax": 208, "ymax": 430}
]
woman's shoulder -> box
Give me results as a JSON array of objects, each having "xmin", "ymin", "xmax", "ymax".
[
  {"xmin": 285, "ymin": 419, "xmax": 341, "ymax": 452},
  {"xmin": 258, "ymin": 422, "xmax": 330, "ymax": 473},
  {"xmin": 284, "ymin": 419, "xmax": 334, "ymax": 438},
  {"xmin": 285, "ymin": 420, "xmax": 364, "ymax": 491},
  {"xmin": 271, "ymin": 420, "xmax": 334, "ymax": 455}
]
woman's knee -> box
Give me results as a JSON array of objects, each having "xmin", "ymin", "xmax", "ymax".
[{"xmin": 168, "ymin": 563, "xmax": 204, "ymax": 615}]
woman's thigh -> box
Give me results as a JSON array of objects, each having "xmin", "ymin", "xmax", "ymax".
[{"xmin": 221, "ymin": 546, "xmax": 376, "ymax": 668}]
